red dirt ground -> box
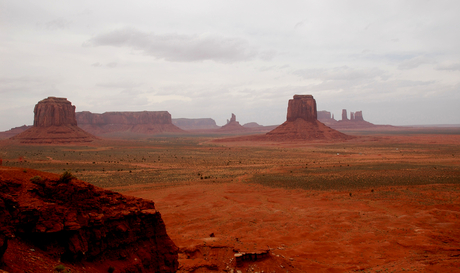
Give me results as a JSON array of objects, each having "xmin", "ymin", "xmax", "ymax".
[
  {"xmin": 123, "ymin": 181, "xmax": 460, "ymax": 273},
  {"xmin": 1, "ymin": 131, "xmax": 460, "ymax": 272}
]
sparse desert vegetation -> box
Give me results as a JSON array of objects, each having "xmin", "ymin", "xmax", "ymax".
[{"xmin": 1, "ymin": 130, "xmax": 460, "ymax": 272}]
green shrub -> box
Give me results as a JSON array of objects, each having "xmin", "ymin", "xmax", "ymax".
[
  {"xmin": 30, "ymin": 176, "xmax": 43, "ymax": 183},
  {"xmin": 58, "ymin": 171, "xmax": 75, "ymax": 183},
  {"xmin": 55, "ymin": 264, "xmax": 65, "ymax": 272}
]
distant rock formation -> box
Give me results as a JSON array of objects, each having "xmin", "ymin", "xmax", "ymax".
[
  {"xmin": 220, "ymin": 113, "xmax": 247, "ymax": 132},
  {"xmin": 265, "ymin": 95, "xmax": 352, "ymax": 141},
  {"xmin": 354, "ymin": 111, "xmax": 364, "ymax": 121},
  {"xmin": 243, "ymin": 122, "xmax": 263, "ymax": 128},
  {"xmin": 342, "ymin": 109, "xmax": 348, "ymax": 121},
  {"xmin": 172, "ymin": 118, "xmax": 219, "ymax": 130},
  {"xmin": 0, "ymin": 125, "xmax": 32, "ymax": 140},
  {"xmin": 0, "ymin": 167, "xmax": 178, "ymax": 272},
  {"xmin": 76, "ymin": 111, "xmax": 184, "ymax": 135},
  {"xmin": 317, "ymin": 110, "xmax": 333, "ymax": 121},
  {"xmin": 11, "ymin": 97, "xmax": 95, "ymax": 144},
  {"xmin": 317, "ymin": 108, "xmax": 375, "ymax": 129}
]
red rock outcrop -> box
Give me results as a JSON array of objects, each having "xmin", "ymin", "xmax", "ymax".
[
  {"xmin": 0, "ymin": 167, "xmax": 178, "ymax": 272},
  {"xmin": 286, "ymin": 95, "xmax": 317, "ymax": 122},
  {"xmin": 317, "ymin": 110, "xmax": 333, "ymax": 121},
  {"xmin": 11, "ymin": 97, "xmax": 95, "ymax": 144},
  {"xmin": 220, "ymin": 113, "xmax": 247, "ymax": 132},
  {"xmin": 265, "ymin": 95, "xmax": 352, "ymax": 141},
  {"xmin": 76, "ymin": 111, "xmax": 184, "ymax": 136},
  {"xmin": 354, "ymin": 111, "xmax": 364, "ymax": 121},
  {"xmin": 342, "ymin": 109, "xmax": 348, "ymax": 121},
  {"xmin": 33, "ymin": 97, "xmax": 77, "ymax": 127}
]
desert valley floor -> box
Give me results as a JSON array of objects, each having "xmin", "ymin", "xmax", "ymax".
[{"xmin": 1, "ymin": 128, "xmax": 460, "ymax": 272}]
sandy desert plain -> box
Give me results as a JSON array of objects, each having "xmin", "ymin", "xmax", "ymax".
[{"xmin": 1, "ymin": 127, "xmax": 460, "ymax": 273}]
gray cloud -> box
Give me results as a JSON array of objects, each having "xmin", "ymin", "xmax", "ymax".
[
  {"xmin": 106, "ymin": 62, "xmax": 117, "ymax": 68},
  {"xmin": 91, "ymin": 62, "xmax": 118, "ymax": 68},
  {"xmin": 398, "ymin": 56, "xmax": 435, "ymax": 70},
  {"xmin": 44, "ymin": 18, "xmax": 71, "ymax": 30},
  {"xmin": 293, "ymin": 66, "xmax": 388, "ymax": 82},
  {"xmin": 96, "ymin": 81, "xmax": 142, "ymax": 89},
  {"xmin": 85, "ymin": 27, "xmax": 274, "ymax": 63},
  {"xmin": 435, "ymin": 62, "xmax": 460, "ymax": 71}
]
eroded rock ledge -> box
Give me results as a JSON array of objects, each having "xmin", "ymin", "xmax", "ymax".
[{"xmin": 0, "ymin": 167, "xmax": 178, "ymax": 272}]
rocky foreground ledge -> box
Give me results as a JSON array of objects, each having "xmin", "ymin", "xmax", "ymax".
[{"xmin": 0, "ymin": 167, "xmax": 178, "ymax": 272}]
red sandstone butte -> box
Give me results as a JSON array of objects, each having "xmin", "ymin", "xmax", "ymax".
[
  {"xmin": 11, "ymin": 97, "xmax": 95, "ymax": 144},
  {"xmin": 0, "ymin": 167, "xmax": 178, "ymax": 272},
  {"xmin": 75, "ymin": 111, "xmax": 184, "ymax": 135},
  {"xmin": 266, "ymin": 95, "xmax": 352, "ymax": 141}
]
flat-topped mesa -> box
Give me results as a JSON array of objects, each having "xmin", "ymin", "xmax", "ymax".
[
  {"xmin": 75, "ymin": 111, "xmax": 184, "ymax": 135},
  {"xmin": 286, "ymin": 94, "xmax": 317, "ymax": 122},
  {"xmin": 76, "ymin": 111, "xmax": 172, "ymax": 125},
  {"xmin": 34, "ymin": 97, "xmax": 77, "ymax": 127}
]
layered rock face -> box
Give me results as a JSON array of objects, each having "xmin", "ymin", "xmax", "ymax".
[
  {"xmin": 0, "ymin": 167, "xmax": 178, "ymax": 272},
  {"xmin": 76, "ymin": 111, "xmax": 184, "ymax": 135},
  {"xmin": 172, "ymin": 118, "xmax": 219, "ymax": 130},
  {"xmin": 286, "ymin": 95, "xmax": 317, "ymax": 122},
  {"xmin": 77, "ymin": 111, "xmax": 172, "ymax": 125},
  {"xmin": 11, "ymin": 97, "xmax": 95, "ymax": 144},
  {"xmin": 33, "ymin": 97, "xmax": 77, "ymax": 127},
  {"xmin": 266, "ymin": 95, "xmax": 352, "ymax": 141}
]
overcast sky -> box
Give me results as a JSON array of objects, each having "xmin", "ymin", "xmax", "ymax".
[{"xmin": 1, "ymin": 0, "xmax": 460, "ymax": 131}]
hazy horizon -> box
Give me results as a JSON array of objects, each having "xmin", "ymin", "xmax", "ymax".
[{"xmin": 1, "ymin": 1, "xmax": 460, "ymax": 131}]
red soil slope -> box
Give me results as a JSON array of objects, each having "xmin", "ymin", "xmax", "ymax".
[
  {"xmin": 266, "ymin": 119, "xmax": 353, "ymax": 141},
  {"xmin": 10, "ymin": 125, "xmax": 96, "ymax": 144}
]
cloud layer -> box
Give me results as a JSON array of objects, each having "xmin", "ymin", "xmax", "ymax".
[
  {"xmin": 87, "ymin": 28, "xmax": 273, "ymax": 63},
  {"xmin": 1, "ymin": 1, "xmax": 460, "ymax": 130}
]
